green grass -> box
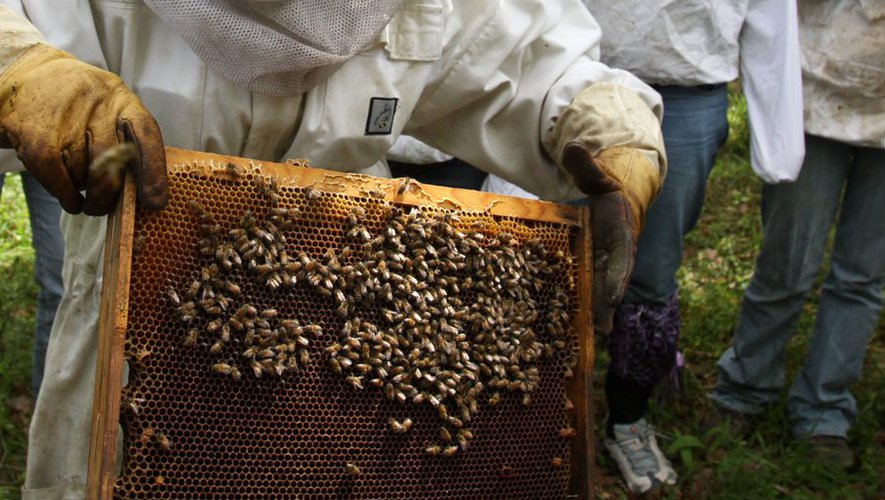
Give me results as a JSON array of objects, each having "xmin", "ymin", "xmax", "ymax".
[
  {"xmin": 0, "ymin": 173, "xmax": 37, "ymax": 499},
  {"xmin": 0, "ymin": 90, "xmax": 882, "ymax": 499}
]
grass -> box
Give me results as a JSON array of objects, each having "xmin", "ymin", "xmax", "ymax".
[
  {"xmin": 0, "ymin": 173, "xmax": 37, "ymax": 499},
  {"xmin": 0, "ymin": 89, "xmax": 881, "ymax": 499}
]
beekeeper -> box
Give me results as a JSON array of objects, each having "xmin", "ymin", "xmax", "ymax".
[
  {"xmin": 712, "ymin": 0, "xmax": 885, "ymax": 472},
  {"xmin": 0, "ymin": 1, "xmax": 665, "ymax": 497},
  {"xmin": 580, "ymin": 0, "xmax": 804, "ymax": 493}
]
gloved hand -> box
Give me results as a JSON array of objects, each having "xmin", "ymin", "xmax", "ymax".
[
  {"xmin": 0, "ymin": 44, "xmax": 167, "ymax": 215},
  {"xmin": 562, "ymin": 142, "xmax": 660, "ymax": 335}
]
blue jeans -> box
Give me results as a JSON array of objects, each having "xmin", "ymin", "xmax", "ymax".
[
  {"xmin": 711, "ymin": 134, "xmax": 885, "ymax": 439},
  {"xmin": 0, "ymin": 172, "xmax": 65, "ymax": 397},
  {"xmin": 625, "ymin": 84, "xmax": 729, "ymax": 304}
]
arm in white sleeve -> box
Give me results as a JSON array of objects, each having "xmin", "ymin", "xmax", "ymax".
[
  {"xmin": 0, "ymin": 3, "xmax": 45, "ymax": 74},
  {"xmin": 740, "ymin": 0, "xmax": 805, "ymax": 183},
  {"xmin": 407, "ymin": 0, "xmax": 663, "ymax": 202},
  {"xmin": 0, "ymin": 3, "xmax": 43, "ymax": 173}
]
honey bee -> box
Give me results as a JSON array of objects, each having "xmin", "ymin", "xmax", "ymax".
[
  {"xmin": 441, "ymin": 445, "xmax": 459, "ymax": 457},
  {"xmin": 224, "ymin": 161, "xmax": 245, "ymax": 179},
  {"xmin": 551, "ymin": 457, "xmax": 564, "ymax": 468},
  {"xmin": 336, "ymin": 301, "xmax": 349, "ymax": 317},
  {"xmin": 140, "ymin": 427, "xmax": 154, "ymax": 445},
  {"xmin": 559, "ymin": 427, "xmax": 576, "ymax": 438},
  {"xmin": 123, "ymin": 397, "xmax": 144, "ymax": 415},
  {"xmin": 154, "ymin": 475, "xmax": 166, "ymax": 486},
  {"xmin": 396, "ymin": 177, "xmax": 416, "ymax": 196},
  {"xmin": 345, "ymin": 462, "xmax": 361, "ymax": 476},
  {"xmin": 425, "ymin": 445, "xmax": 442, "ymax": 456},
  {"xmin": 178, "ymin": 302, "xmax": 198, "ymax": 323},
  {"xmin": 346, "ymin": 375, "xmax": 364, "ymax": 390},
  {"xmin": 457, "ymin": 432, "xmax": 470, "ymax": 451},
  {"xmin": 156, "ymin": 431, "xmax": 172, "ymax": 451},
  {"xmin": 224, "ymin": 281, "xmax": 241, "ymax": 296},
  {"xmin": 212, "ymin": 363, "xmax": 232, "ymax": 375},
  {"xmin": 210, "ymin": 340, "xmax": 225, "ymax": 354},
  {"xmin": 206, "ymin": 319, "xmax": 223, "ymax": 334},
  {"xmin": 132, "ymin": 234, "xmax": 146, "ymax": 256},
  {"xmin": 439, "ymin": 427, "xmax": 452, "ymax": 442},
  {"xmin": 258, "ymin": 176, "xmax": 281, "ymax": 203},
  {"xmin": 389, "ymin": 417, "xmax": 413, "ymax": 434},
  {"xmin": 329, "ymin": 357, "xmax": 343, "ymax": 373},
  {"xmin": 229, "ymin": 317, "xmax": 245, "ymax": 332},
  {"xmin": 165, "ymin": 286, "xmax": 181, "ymax": 307}
]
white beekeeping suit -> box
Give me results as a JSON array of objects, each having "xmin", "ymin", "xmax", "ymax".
[
  {"xmin": 0, "ymin": 1, "xmax": 666, "ymax": 497},
  {"xmin": 584, "ymin": 0, "xmax": 806, "ymax": 183},
  {"xmin": 800, "ymin": 0, "xmax": 885, "ymax": 147}
]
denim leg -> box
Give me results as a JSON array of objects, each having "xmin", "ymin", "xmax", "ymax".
[
  {"xmin": 788, "ymin": 143, "xmax": 885, "ymax": 439},
  {"xmin": 604, "ymin": 85, "xmax": 727, "ymax": 424},
  {"xmin": 625, "ymin": 84, "xmax": 729, "ymax": 304},
  {"xmin": 711, "ymin": 135, "xmax": 851, "ymax": 415},
  {"xmin": 21, "ymin": 172, "xmax": 66, "ymax": 398}
]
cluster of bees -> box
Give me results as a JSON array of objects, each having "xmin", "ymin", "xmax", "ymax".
[
  {"xmin": 163, "ymin": 166, "xmax": 576, "ymax": 458},
  {"xmin": 165, "ymin": 176, "xmax": 321, "ymax": 380},
  {"xmin": 325, "ymin": 205, "xmax": 575, "ymax": 456}
]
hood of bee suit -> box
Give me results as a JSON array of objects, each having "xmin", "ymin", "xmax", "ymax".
[{"xmin": 142, "ymin": 0, "xmax": 404, "ymax": 96}]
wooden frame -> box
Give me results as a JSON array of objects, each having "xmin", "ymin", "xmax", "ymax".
[{"xmin": 86, "ymin": 147, "xmax": 594, "ymax": 498}]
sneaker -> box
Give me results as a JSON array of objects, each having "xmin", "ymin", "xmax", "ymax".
[
  {"xmin": 604, "ymin": 419, "xmax": 678, "ymax": 494},
  {"xmin": 807, "ymin": 435, "xmax": 859, "ymax": 472}
]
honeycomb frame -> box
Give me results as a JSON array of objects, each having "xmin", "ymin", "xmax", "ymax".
[{"xmin": 87, "ymin": 147, "xmax": 595, "ymax": 499}]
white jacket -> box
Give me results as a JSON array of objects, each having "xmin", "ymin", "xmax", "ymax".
[
  {"xmin": 0, "ymin": 1, "xmax": 665, "ymax": 498},
  {"xmin": 800, "ymin": 0, "xmax": 885, "ymax": 148},
  {"xmin": 0, "ymin": 0, "xmax": 665, "ymax": 199},
  {"xmin": 583, "ymin": 0, "xmax": 806, "ymax": 183}
]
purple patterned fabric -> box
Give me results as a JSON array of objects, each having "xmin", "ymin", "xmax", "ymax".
[{"xmin": 608, "ymin": 293, "xmax": 680, "ymax": 388}]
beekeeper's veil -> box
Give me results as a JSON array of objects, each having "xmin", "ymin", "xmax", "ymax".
[{"xmin": 144, "ymin": 0, "xmax": 404, "ymax": 96}]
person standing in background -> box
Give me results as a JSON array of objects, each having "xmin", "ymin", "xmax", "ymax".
[
  {"xmin": 711, "ymin": 0, "xmax": 885, "ymax": 472},
  {"xmin": 0, "ymin": 166, "xmax": 64, "ymax": 399},
  {"xmin": 581, "ymin": 0, "xmax": 804, "ymax": 493}
]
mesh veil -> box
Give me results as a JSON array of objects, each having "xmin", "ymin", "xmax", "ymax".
[{"xmin": 143, "ymin": 0, "xmax": 404, "ymax": 96}]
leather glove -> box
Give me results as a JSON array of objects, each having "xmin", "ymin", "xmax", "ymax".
[
  {"xmin": 562, "ymin": 142, "xmax": 661, "ymax": 335},
  {"xmin": 0, "ymin": 44, "xmax": 167, "ymax": 215}
]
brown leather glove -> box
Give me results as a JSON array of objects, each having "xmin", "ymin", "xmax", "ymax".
[
  {"xmin": 0, "ymin": 44, "xmax": 167, "ymax": 215},
  {"xmin": 562, "ymin": 142, "xmax": 661, "ymax": 335}
]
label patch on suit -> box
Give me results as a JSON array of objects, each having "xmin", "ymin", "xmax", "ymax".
[{"xmin": 365, "ymin": 97, "xmax": 398, "ymax": 135}]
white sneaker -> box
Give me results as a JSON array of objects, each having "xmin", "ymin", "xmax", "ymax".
[{"xmin": 604, "ymin": 419, "xmax": 677, "ymax": 494}]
